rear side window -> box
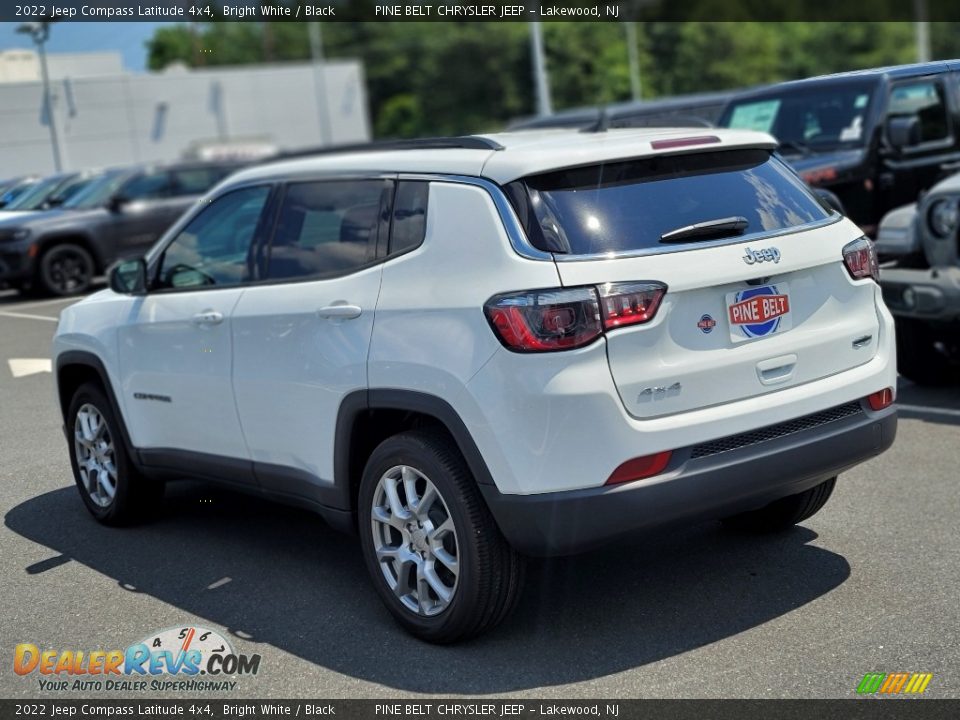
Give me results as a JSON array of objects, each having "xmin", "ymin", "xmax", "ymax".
[
  {"xmin": 171, "ymin": 168, "xmax": 222, "ymax": 196},
  {"xmin": 389, "ymin": 181, "xmax": 429, "ymax": 255},
  {"xmin": 508, "ymin": 150, "xmax": 831, "ymax": 255},
  {"xmin": 122, "ymin": 172, "xmax": 172, "ymax": 201},
  {"xmin": 266, "ymin": 180, "xmax": 390, "ymax": 281}
]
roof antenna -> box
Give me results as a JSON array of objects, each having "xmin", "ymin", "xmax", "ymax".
[{"xmin": 581, "ymin": 106, "xmax": 610, "ymax": 133}]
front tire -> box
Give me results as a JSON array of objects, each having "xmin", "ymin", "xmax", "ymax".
[
  {"xmin": 722, "ymin": 477, "xmax": 837, "ymax": 533},
  {"xmin": 39, "ymin": 243, "xmax": 94, "ymax": 296},
  {"xmin": 67, "ymin": 383, "xmax": 163, "ymax": 525},
  {"xmin": 358, "ymin": 429, "xmax": 524, "ymax": 643}
]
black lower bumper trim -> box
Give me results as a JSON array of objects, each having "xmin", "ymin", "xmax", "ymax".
[{"xmin": 481, "ymin": 405, "xmax": 897, "ymax": 557}]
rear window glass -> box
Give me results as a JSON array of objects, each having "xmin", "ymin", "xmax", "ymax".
[{"xmin": 508, "ymin": 150, "xmax": 830, "ymax": 255}]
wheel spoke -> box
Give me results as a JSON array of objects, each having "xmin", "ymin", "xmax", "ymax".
[
  {"xmin": 418, "ymin": 482, "xmax": 439, "ymax": 517},
  {"xmin": 428, "ymin": 517, "xmax": 454, "ymax": 542},
  {"xmin": 382, "ymin": 475, "xmax": 411, "ymax": 521},
  {"xmin": 432, "ymin": 547, "xmax": 459, "ymax": 578},
  {"xmin": 372, "ymin": 505, "xmax": 405, "ymax": 531},
  {"xmin": 400, "ymin": 466, "xmax": 420, "ymax": 510},
  {"xmin": 98, "ymin": 472, "xmax": 116, "ymax": 499},
  {"xmin": 421, "ymin": 563, "xmax": 452, "ymax": 605}
]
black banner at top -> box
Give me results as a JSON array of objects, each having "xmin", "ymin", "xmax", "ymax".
[{"xmin": 5, "ymin": 0, "xmax": 960, "ymax": 23}]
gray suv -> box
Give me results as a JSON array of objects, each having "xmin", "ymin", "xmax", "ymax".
[{"xmin": 0, "ymin": 161, "xmax": 243, "ymax": 296}]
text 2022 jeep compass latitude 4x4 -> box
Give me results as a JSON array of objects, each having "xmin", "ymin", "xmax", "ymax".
[{"xmin": 53, "ymin": 130, "xmax": 898, "ymax": 642}]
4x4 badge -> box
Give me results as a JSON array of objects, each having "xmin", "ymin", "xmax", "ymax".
[{"xmin": 742, "ymin": 247, "xmax": 781, "ymax": 265}]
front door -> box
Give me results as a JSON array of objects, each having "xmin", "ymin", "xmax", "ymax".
[{"xmin": 117, "ymin": 184, "xmax": 274, "ymax": 478}]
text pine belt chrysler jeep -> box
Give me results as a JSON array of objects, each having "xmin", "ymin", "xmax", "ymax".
[{"xmin": 53, "ymin": 130, "xmax": 898, "ymax": 642}]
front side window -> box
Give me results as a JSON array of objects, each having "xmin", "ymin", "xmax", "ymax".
[
  {"xmin": 888, "ymin": 80, "xmax": 950, "ymax": 144},
  {"xmin": 157, "ymin": 186, "xmax": 271, "ymax": 289},
  {"xmin": 509, "ymin": 149, "xmax": 831, "ymax": 256},
  {"xmin": 266, "ymin": 180, "xmax": 389, "ymax": 281}
]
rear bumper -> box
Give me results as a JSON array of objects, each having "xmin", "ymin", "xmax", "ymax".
[
  {"xmin": 481, "ymin": 402, "xmax": 896, "ymax": 557},
  {"xmin": 881, "ymin": 266, "xmax": 960, "ymax": 322}
]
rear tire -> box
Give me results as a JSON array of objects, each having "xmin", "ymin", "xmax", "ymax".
[
  {"xmin": 722, "ymin": 477, "xmax": 837, "ymax": 533},
  {"xmin": 39, "ymin": 243, "xmax": 94, "ymax": 296},
  {"xmin": 895, "ymin": 318, "xmax": 958, "ymax": 386},
  {"xmin": 67, "ymin": 383, "xmax": 163, "ymax": 526},
  {"xmin": 358, "ymin": 429, "xmax": 524, "ymax": 643}
]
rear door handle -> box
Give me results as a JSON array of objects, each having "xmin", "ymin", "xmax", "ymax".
[
  {"xmin": 192, "ymin": 310, "xmax": 224, "ymax": 326},
  {"xmin": 317, "ymin": 304, "xmax": 362, "ymax": 320}
]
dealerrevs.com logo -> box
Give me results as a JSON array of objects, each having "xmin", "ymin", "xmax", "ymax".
[{"xmin": 14, "ymin": 626, "xmax": 260, "ymax": 692}]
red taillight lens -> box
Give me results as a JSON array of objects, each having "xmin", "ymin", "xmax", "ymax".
[
  {"xmin": 484, "ymin": 287, "xmax": 602, "ymax": 352},
  {"xmin": 606, "ymin": 451, "xmax": 673, "ymax": 485},
  {"xmin": 867, "ymin": 388, "xmax": 895, "ymax": 411},
  {"xmin": 485, "ymin": 282, "xmax": 667, "ymax": 353},
  {"xmin": 598, "ymin": 282, "xmax": 667, "ymax": 330},
  {"xmin": 842, "ymin": 237, "xmax": 879, "ymax": 282}
]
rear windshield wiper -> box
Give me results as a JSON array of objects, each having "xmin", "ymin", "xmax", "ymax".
[{"xmin": 660, "ymin": 216, "xmax": 749, "ymax": 243}]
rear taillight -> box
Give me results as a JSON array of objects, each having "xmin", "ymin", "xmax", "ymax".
[
  {"xmin": 866, "ymin": 388, "xmax": 895, "ymax": 411},
  {"xmin": 484, "ymin": 282, "xmax": 666, "ymax": 353},
  {"xmin": 598, "ymin": 282, "xmax": 666, "ymax": 330},
  {"xmin": 842, "ymin": 237, "xmax": 879, "ymax": 282},
  {"xmin": 484, "ymin": 287, "xmax": 603, "ymax": 352}
]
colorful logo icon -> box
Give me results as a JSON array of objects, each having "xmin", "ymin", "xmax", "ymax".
[
  {"xmin": 856, "ymin": 672, "xmax": 933, "ymax": 695},
  {"xmin": 697, "ymin": 314, "xmax": 717, "ymax": 334},
  {"xmin": 728, "ymin": 284, "xmax": 790, "ymax": 339}
]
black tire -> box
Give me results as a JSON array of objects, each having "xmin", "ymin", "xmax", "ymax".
[
  {"xmin": 358, "ymin": 429, "xmax": 524, "ymax": 643},
  {"xmin": 895, "ymin": 318, "xmax": 958, "ymax": 386},
  {"xmin": 722, "ymin": 477, "xmax": 837, "ymax": 533},
  {"xmin": 38, "ymin": 243, "xmax": 94, "ymax": 296},
  {"xmin": 66, "ymin": 383, "xmax": 163, "ymax": 526}
]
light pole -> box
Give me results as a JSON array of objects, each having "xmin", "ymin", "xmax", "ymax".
[
  {"xmin": 913, "ymin": 0, "xmax": 931, "ymax": 63},
  {"xmin": 529, "ymin": 21, "xmax": 552, "ymax": 117},
  {"xmin": 625, "ymin": 22, "xmax": 642, "ymax": 102},
  {"xmin": 16, "ymin": 21, "xmax": 62, "ymax": 172},
  {"xmin": 308, "ymin": 22, "xmax": 333, "ymax": 146}
]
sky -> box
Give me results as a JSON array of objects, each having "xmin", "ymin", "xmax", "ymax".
[{"xmin": 0, "ymin": 22, "xmax": 170, "ymax": 72}]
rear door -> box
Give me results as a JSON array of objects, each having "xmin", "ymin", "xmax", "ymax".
[
  {"xmin": 513, "ymin": 148, "xmax": 880, "ymax": 419},
  {"xmin": 231, "ymin": 177, "xmax": 392, "ymax": 503}
]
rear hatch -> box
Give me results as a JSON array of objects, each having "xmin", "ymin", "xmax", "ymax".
[{"xmin": 508, "ymin": 147, "xmax": 879, "ymax": 418}]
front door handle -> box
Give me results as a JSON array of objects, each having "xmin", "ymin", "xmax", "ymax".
[
  {"xmin": 192, "ymin": 310, "xmax": 224, "ymax": 326},
  {"xmin": 317, "ymin": 304, "xmax": 362, "ymax": 320}
]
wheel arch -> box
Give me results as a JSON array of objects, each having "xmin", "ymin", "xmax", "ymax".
[
  {"xmin": 334, "ymin": 389, "xmax": 496, "ymax": 516},
  {"xmin": 56, "ymin": 351, "xmax": 136, "ymax": 458},
  {"xmin": 35, "ymin": 233, "xmax": 105, "ymax": 273}
]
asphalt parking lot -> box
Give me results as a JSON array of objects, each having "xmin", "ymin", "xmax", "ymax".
[{"xmin": 0, "ymin": 287, "xmax": 958, "ymax": 700}]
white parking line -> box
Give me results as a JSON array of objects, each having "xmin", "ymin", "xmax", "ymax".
[
  {"xmin": 897, "ymin": 403, "xmax": 960, "ymax": 419},
  {"xmin": 1, "ymin": 297, "xmax": 78, "ymax": 311},
  {"xmin": 0, "ymin": 310, "xmax": 59, "ymax": 323}
]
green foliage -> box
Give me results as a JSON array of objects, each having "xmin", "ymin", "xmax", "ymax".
[{"xmin": 144, "ymin": 21, "xmax": 958, "ymax": 140}]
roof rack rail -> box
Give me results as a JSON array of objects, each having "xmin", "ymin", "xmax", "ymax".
[{"xmin": 277, "ymin": 135, "xmax": 504, "ymax": 160}]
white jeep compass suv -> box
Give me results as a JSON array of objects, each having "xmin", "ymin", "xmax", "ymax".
[{"xmin": 53, "ymin": 130, "xmax": 897, "ymax": 642}]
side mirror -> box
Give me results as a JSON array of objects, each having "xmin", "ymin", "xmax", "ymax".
[
  {"xmin": 109, "ymin": 257, "xmax": 148, "ymax": 295},
  {"xmin": 107, "ymin": 194, "xmax": 129, "ymax": 213},
  {"xmin": 45, "ymin": 195, "xmax": 65, "ymax": 208},
  {"xmin": 886, "ymin": 115, "xmax": 921, "ymax": 151}
]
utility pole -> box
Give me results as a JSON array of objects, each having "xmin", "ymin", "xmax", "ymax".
[
  {"xmin": 529, "ymin": 21, "xmax": 552, "ymax": 116},
  {"xmin": 308, "ymin": 22, "xmax": 333, "ymax": 146},
  {"xmin": 914, "ymin": 0, "xmax": 931, "ymax": 62},
  {"xmin": 17, "ymin": 21, "xmax": 62, "ymax": 172},
  {"xmin": 625, "ymin": 22, "xmax": 642, "ymax": 102}
]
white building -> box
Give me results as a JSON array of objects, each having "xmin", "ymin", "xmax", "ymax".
[
  {"xmin": 0, "ymin": 49, "xmax": 125, "ymax": 83},
  {"xmin": 0, "ymin": 52, "xmax": 372, "ymax": 174}
]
